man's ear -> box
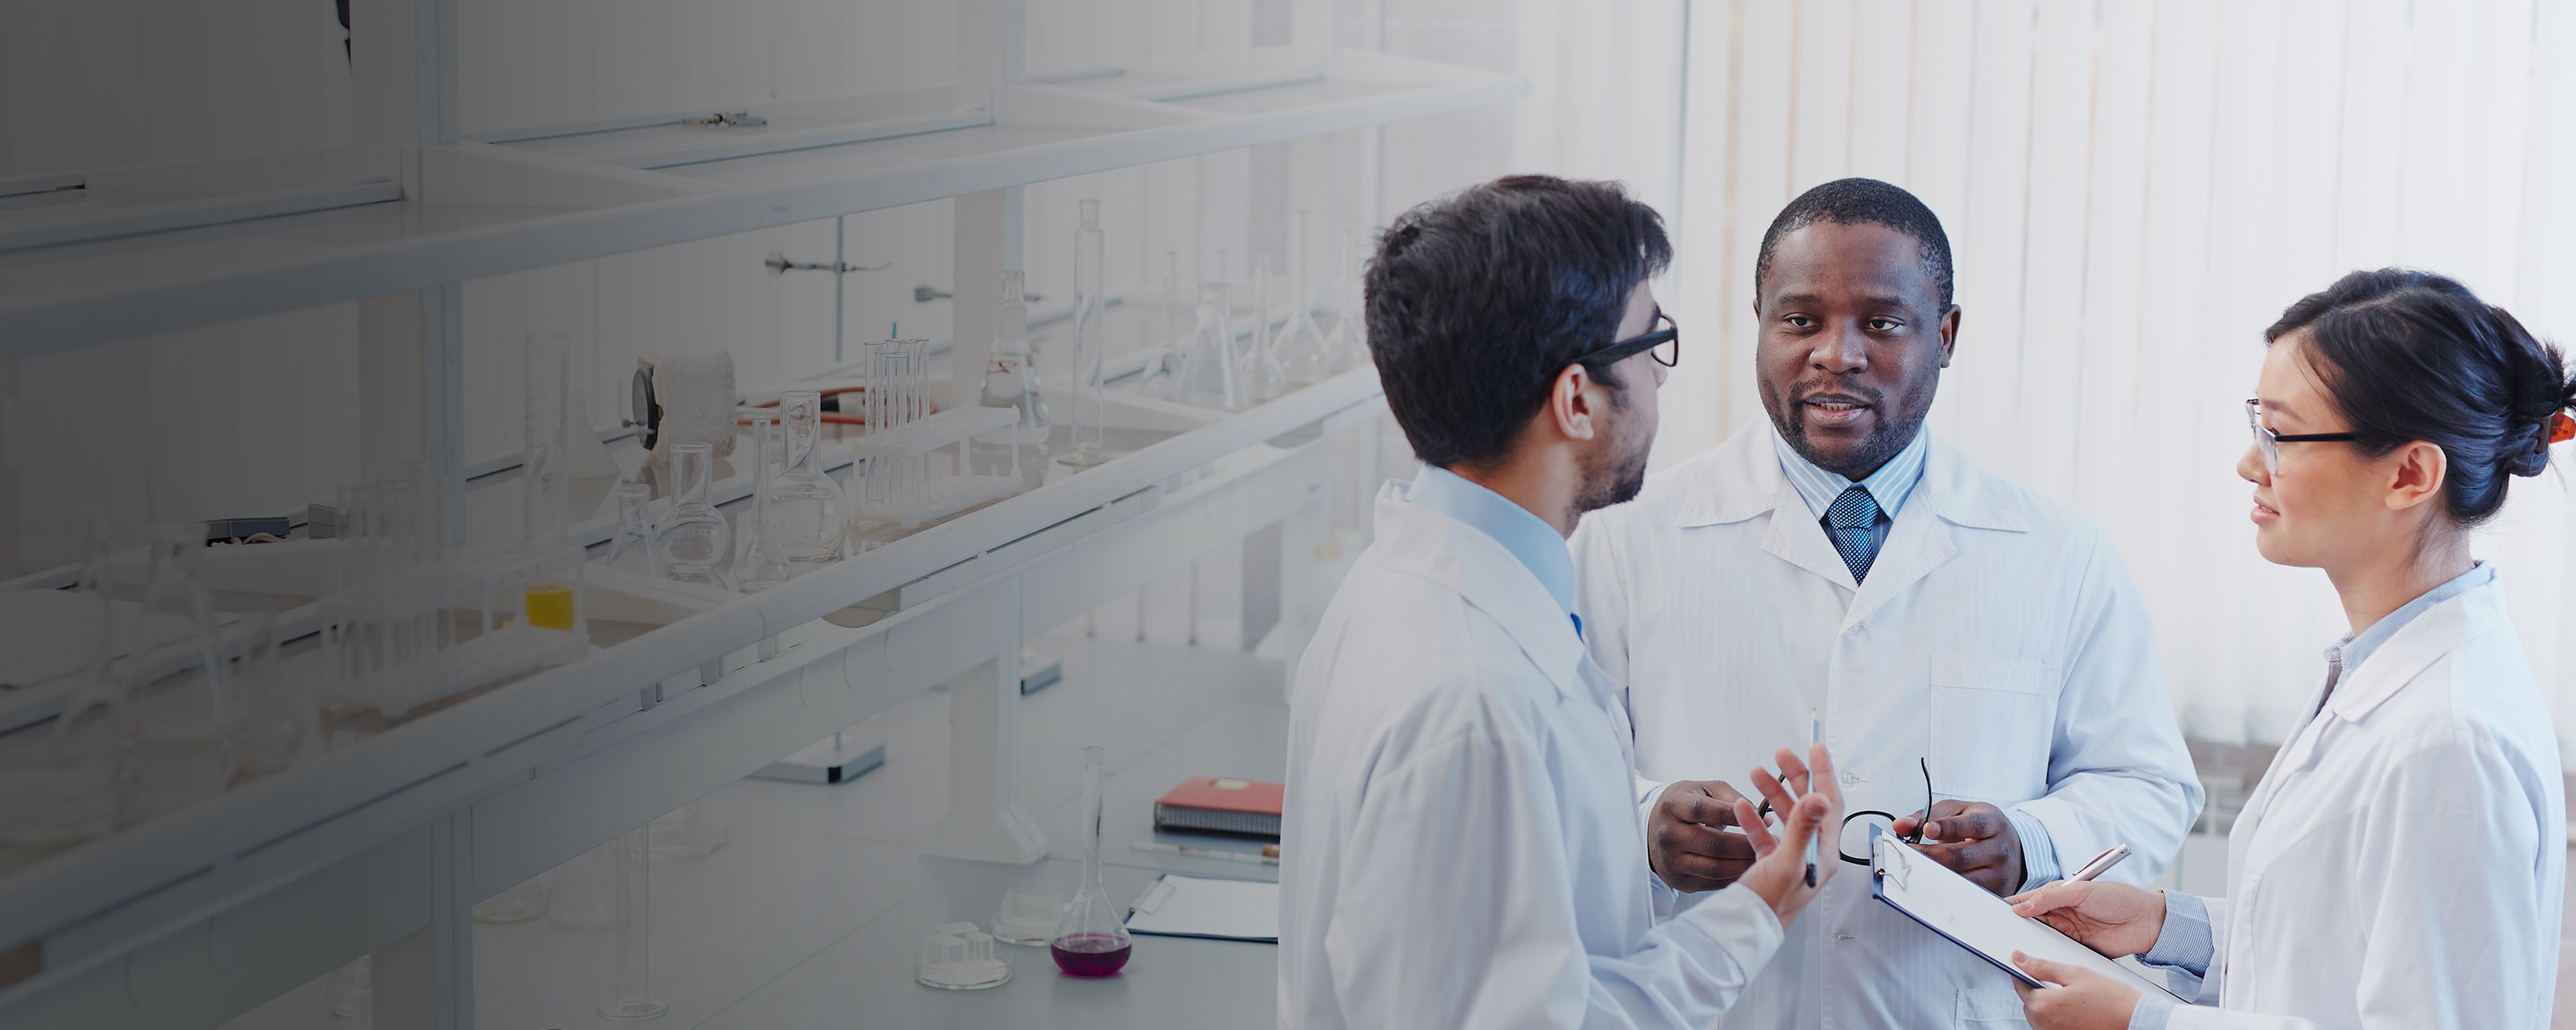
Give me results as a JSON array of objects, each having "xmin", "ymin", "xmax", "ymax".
[
  {"xmin": 1936, "ymin": 305, "xmax": 1962, "ymax": 369},
  {"xmin": 1543, "ymin": 362, "xmax": 1601, "ymax": 445}
]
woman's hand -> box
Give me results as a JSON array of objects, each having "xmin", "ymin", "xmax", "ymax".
[
  {"xmin": 2011, "ymin": 951, "xmax": 2142, "ymax": 1030},
  {"xmin": 2007, "ymin": 880, "xmax": 2167, "ymax": 958},
  {"xmin": 1735, "ymin": 745, "xmax": 1844, "ymax": 926}
]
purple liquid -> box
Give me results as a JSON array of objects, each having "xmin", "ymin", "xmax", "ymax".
[{"xmin": 1050, "ymin": 933, "xmax": 1132, "ymax": 976}]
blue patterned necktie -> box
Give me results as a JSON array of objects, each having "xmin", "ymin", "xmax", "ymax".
[{"xmin": 1825, "ymin": 485, "xmax": 1881, "ymax": 585}]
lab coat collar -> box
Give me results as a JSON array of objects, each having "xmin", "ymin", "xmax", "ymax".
[
  {"xmin": 1673, "ymin": 422, "xmax": 2030, "ymax": 535},
  {"xmin": 2321, "ymin": 572, "xmax": 2510, "ymax": 725},
  {"xmin": 1370, "ymin": 481, "xmax": 1589, "ymax": 702}
]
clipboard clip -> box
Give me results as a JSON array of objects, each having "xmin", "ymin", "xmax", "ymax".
[
  {"xmin": 1127, "ymin": 874, "xmax": 1177, "ymax": 917},
  {"xmin": 1870, "ymin": 827, "xmax": 1911, "ymax": 891}
]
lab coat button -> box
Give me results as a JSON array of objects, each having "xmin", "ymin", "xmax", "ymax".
[
  {"xmin": 1840, "ymin": 771, "xmax": 1862, "ymax": 784},
  {"xmin": 1833, "ymin": 932, "xmax": 1856, "ymax": 946}
]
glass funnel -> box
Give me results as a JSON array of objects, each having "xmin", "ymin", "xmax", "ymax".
[
  {"xmin": 1277, "ymin": 210, "xmax": 1333, "ymax": 386},
  {"xmin": 1178, "ymin": 282, "xmax": 1241, "ymax": 411},
  {"xmin": 1063, "ymin": 198, "xmax": 1108, "ymax": 467},
  {"xmin": 653, "ymin": 443, "xmax": 732, "ymax": 590},
  {"xmin": 733, "ymin": 412, "xmax": 792, "ymax": 595},
  {"xmin": 1051, "ymin": 746, "xmax": 1132, "ymax": 976},
  {"xmin": 767, "ymin": 390, "xmax": 845, "ymax": 567},
  {"xmin": 604, "ymin": 480, "xmax": 660, "ymax": 577}
]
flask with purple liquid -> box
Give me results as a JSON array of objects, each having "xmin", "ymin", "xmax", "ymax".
[{"xmin": 1051, "ymin": 745, "xmax": 1133, "ymax": 976}]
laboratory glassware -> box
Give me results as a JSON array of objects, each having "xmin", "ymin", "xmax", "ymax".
[
  {"xmin": 1063, "ymin": 198, "xmax": 1109, "ymax": 467},
  {"xmin": 992, "ymin": 888, "xmax": 1062, "ymax": 945},
  {"xmin": 130, "ymin": 523, "xmax": 240, "ymax": 817},
  {"xmin": 917, "ymin": 922, "xmax": 1012, "ymax": 990},
  {"xmin": 523, "ymin": 333, "xmax": 578, "ymax": 631},
  {"xmin": 1178, "ymin": 282, "xmax": 1242, "ymax": 411},
  {"xmin": 229, "ymin": 612, "xmax": 302, "ymax": 780},
  {"xmin": 973, "ymin": 271, "xmax": 1050, "ymax": 488},
  {"xmin": 597, "ymin": 825, "xmax": 667, "ymax": 1020},
  {"xmin": 605, "ymin": 481, "xmax": 660, "ymax": 577},
  {"xmin": 1236, "ymin": 257, "xmax": 1288, "ymax": 405},
  {"xmin": 1139, "ymin": 250, "xmax": 1186, "ymax": 399},
  {"xmin": 767, "ymin": 390, "xmax": 846, "ymax": 566},
  {"xmin": 0, "ymin": 511, "xmax": 128, "ymax": 853},
  {"xmin": 1050, "ymin": 746, "xmax": 1132, "ymax": 976},
  {"xmin": 733, "ymin": 412, "xmax": 792, "ymax": 595},
  {"xmin": 472, "ymin": 875, "xmax": 548, "ymax": 924},
  {"xmin": 1326, "ymin": 227, "xmax": 1371, "ymax": 373},
  {"xmin": 1278, "ymin": 210, "xmax": 1334, "ymax": 386},
  {"xmin": 653, "ymin": 443, "xmax": 733, "ymax": 589}
]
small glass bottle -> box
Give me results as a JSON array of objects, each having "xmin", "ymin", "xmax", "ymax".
[
  {"xmin": 1063, "ymin": 198, "xmax": 1109, "ymax": 467},
  {"xmin": 1237, "ymin": 257, "xmax": 1288, "ymax": 405},
  {"xmin": 604, "ymin": 480, "xmax": 660, "ymax": 577},
  {"xmin": 1050, "ymin": 746, "xmax": 1132, "ymax": 976},
  {"xmin": 1179, "ymin": 281, "xmax": 1242, "ymax": 411},
  {"xmin": 653, "ymin": 443, "xmax": 733, "ymax": 589},
  {"xmin": 734, "ymin": 412, "xmax": 792, "ymax": 594},
  {"xmin": 1278, "ymin": 210, "xmax": 1334, "ymax": 386},
  {"xmin": 767, "ymin": 390, "xmax": 846, "ymax": 567}
]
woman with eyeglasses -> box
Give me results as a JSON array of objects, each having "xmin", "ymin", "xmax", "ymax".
[{"xmin": 2004, "ymin": 268, "xmax": 2576, "ymax": 1030}]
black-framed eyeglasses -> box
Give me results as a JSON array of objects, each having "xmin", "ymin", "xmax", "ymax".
[
  {"xmin": 1761, "ymin": 756, "xmax": 1933, "ymax": 866},
  {"xmin": 1574, "ymin": 310, "xmax": 1679, "ymax": 369},
  {"xmin": 2245, "ymin": 399, "xmax": 2359, "ymax": 474}
]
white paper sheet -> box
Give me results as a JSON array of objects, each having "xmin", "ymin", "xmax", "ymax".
[
  {"xmin": 1123, "ymin": 873, "xmax": 1279, "ymax": 943},
  {"xmin": 1872, "ymin": 834, "xmax": 2183, "ymax": 1001}
]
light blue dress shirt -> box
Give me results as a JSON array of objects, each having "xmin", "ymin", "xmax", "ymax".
[
  {"xmin": 1772, "ymin": 429, "xmax": 2064, "ymax": 888},
  {"xmin": 1408, "ymin": 464, "xmax": 1578, "ymax": 632},
  {"xmin": 2126, "ymin": 561, "xmax": 2497, "ymax": 1030}
]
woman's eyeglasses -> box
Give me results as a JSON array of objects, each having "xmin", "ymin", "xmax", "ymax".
[{"xmin": 2245, "ymin": 398, "xmax": 2358, "ymax": 474}]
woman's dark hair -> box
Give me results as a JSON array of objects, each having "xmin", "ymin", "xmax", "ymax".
[
  {"xmin": 1364, "ymin": 174, "xmax": 1671, "ymax": 469},
  {"xmin": 2266, "ymin": 268, "xmax": 2576, "ymax": 526}
]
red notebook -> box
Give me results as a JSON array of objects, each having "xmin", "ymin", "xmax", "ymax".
[{"xmin": 1154, "ymin": 777, "xmax": 1284, "ymax": 839}]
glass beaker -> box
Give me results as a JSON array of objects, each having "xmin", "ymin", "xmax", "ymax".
[
  {"xmin": 1063, "ymin": 198, "xmax": 1109, "ymax": 467},
  {"xmin": 973, "ymin": 271, "xmax": 1049, "ymax": 490},
  {"xmin": 653, "ymin": 443, "xmax": 732, "ymax": 589},
  {"xmin": 767, "ymin": 390, "xmax": 845, "ymax": 567},
  {"xmin": 604, "ymin": 480, "xmax": 660, "ymax": 577},
  {"xmin": 734, "ymin": 413, "xmax": 792, "ymax": 594},
  {"xmin": 1236, "ymin": 257, "xmax": 1288, "ymax": 405},
  {"xmin": 1278, "ymin": 211, "xmax": 1334, "ymax": 386},
  {"xmin": 1050, "ymin": 746, "xmax": 1132, "ymax": 976},
  {"xmin": 1179, "ymin": 282, "xmax": 1241, "ymax": 411}
]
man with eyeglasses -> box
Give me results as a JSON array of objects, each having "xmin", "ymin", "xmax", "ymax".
[
  {"xmin": 1279, "ymin": 174, "xmax": 1843, "ymax": 1028},
  {"xmin": 1569, "ymin": 178, "xmax": 2202, "ymax": 1028}
]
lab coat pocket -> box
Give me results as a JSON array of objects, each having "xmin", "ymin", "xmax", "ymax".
[
  {"xmin": 1955, "ymin": 986, "xmax": 2031, "ymax": 1026},
  {"xmin": 1927, "ymin": 654, "xmax": 2058, "ymax": 803}
]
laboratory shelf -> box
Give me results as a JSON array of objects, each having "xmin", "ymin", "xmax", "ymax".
[
  {"xmin": 0, "ymin": 48, "xmax": 1521, "ymax": 357},
  {"xmin": 0, "ymin": 367, "xmax": 1364, "ymax": 1026}
]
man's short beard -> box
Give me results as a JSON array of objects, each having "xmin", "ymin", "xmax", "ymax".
[{"xmin": 1573, "ymin": 386, "xmax": 1653, "ymax": 516}]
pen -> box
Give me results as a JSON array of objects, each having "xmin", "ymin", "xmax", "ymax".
[
  {"xmin": 1131, "ymin": 840, "xmax": 1280, "ymax": 865},
  {"xmin": 1805, "ymin": 710, "xmax": 1820, "ymax": 888},
  {"xmin": 2068, "ymin": 843, "xmax": 2131, "ymax": 883}
]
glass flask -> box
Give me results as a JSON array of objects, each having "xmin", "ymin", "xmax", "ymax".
[
  {"xmin": 972, "ymin": 271, "xmax": 1050, "ymax": 490},
  {"xmin": 1236, "ymin": 257, "xmax": 1288, "ymax": 405},
  {"xmin": 653, "ymin": 443, "xmax": 733, "ymax": 589},
  {"xmin": 597, "ymin": 826, "xmax": 667, "ymax": 1020},
  {"xmin": 1050, "ymin": 746, "xmax": 1133, "ymax": 976},
  {"xmin": 1062, "ymin": 198, "xmax": 1109, "ymax": 467},
  {"xmin": 1277, "ymin": 210, "xmax": 1334, "ymax": 386},
  {"xmin": 1178, "ymin": 282, "xmax": 1242, "ymax": 411},
  {"xmin": 604, "ymin": 480, "xmax": 660, "ymax": 577},
  {"xmin": 733, "ymin": 412, "xmax": 792, "ymax": 594},
  {"xmin": 767, "ymin": 390, "xmax": 846, "ymax": 567},
  {"xmin": 130, "ymin": 524, "xmax": 240, "ymax": 818}
]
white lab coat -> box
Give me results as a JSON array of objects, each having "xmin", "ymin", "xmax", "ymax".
[
  {"xmin": 1570, "ymin": 427, "xmax": 2203, "ymax": 1028},
  {"xmin": 2159, "ymin": 574, "xmax": 2563, "ymax": 1029},
  {"xmin": 1279, "ymin": 481, "xmax": 1787, "ymax": 1029}
]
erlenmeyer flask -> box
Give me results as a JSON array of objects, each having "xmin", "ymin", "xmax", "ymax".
[
  {"xmin": 604, "ymin": 481, "xmax": 659, "ymax": 577},
  {"xmin": 1278, "ymin": 211, "xmax": 1333, "ymax": 386},
  {"xmin": 973, "ymin": 271, "xmax": 1050, "ymax": 490},
  {"xmin": 652, "ymin": 443, "xmax": 733, "ymax": 590},
  {"xmin": 767, "ymin": 390, "xmax": 846, "ymax": 567},
  {"xmin": 1237, "ymin": 258, "xmax": 1288, "ymax": 405},
  {"xmin": 1050, "ymin": 746, "xmax": 1132, "ymax": 976},
  {"xmin": 1178, "ymin": 282, "xmax": 1241, "ymax": 411},
  {"xmin": 735, "ymin": 412, "xmax": 792, "ymax": 594}
]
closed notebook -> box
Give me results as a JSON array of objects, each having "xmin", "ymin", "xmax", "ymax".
[{"xmin": 1154, "ymin": 777, "xmax": 1284, "ymax": 838}]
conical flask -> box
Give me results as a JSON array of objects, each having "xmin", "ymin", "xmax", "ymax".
[
  {"xmin": 1050, "ymin": 746, "xmax": 1132, "ymax": 976},
  {"xmin": 1278, "ymin": 211, "xmax": 1333, "ymax": 386},
  {"xmin": 734, "ymin": 412, "xmax": 792, "ymax": 594},
  {"xmin": 1178, "ymin": 282, "xmax": 1241, "ymax": 411},
  {"xmin": 767, "ymin": 390, "xmax": 846, "ymax": 566},
  {"xmin": 652, "ymin": 443, "xmax": 733, "ymax": 590},
  {"xmin": 1236, "ymin": 257, "xmax": 1288, "ymax": 404},
  {"xmin": 604, "ymin": 481, "xmax": 660, "ymax": 577}
]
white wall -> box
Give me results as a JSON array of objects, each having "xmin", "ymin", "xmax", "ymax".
[{"xmin": 1656, "ymin": 0, "xmax": 2576, "ymax": 756}]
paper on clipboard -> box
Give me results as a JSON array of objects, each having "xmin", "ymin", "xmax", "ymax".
[
  {"xmin": 1123, "ymin": 873, "xmax": 1279, "ymax": 943},
  {"xmin": 1871, "ymin": 832, "xmax": 2183, "ymax": 1001}
]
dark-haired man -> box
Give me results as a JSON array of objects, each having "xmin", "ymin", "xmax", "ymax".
[
  {"xmin": 1279, "ymin": 175, "xmax": 1842, "ymax": 1028},
  {"xmin": 1571, "ymin": 178, "xmax": 2201, "ymax": 1027}
]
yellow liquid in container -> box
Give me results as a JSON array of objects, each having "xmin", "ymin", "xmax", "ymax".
[{"xmin": 523, "ymin": 582, "xmax": 576, "ymax": 631}]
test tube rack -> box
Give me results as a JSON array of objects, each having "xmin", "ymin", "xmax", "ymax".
[
  {"xmin": 321, "ymin": 543, "xmax": 589, "ymax": 721},
  {"xmin": 848, "ymin": 406, "xmax": 1022, "ymax": 529}
]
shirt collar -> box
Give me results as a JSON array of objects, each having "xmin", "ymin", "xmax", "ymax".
[
  {"xmin": 1770, "ymin": 426, "xmax": 1929, "ymax": 522},
  {"xmin": 1406, "ymin": 464, "xmax": 1576, "ymax": 617},
  {"xmin": 2326, "ymin": 561, "xmax": 2497, "ymax": 680}
]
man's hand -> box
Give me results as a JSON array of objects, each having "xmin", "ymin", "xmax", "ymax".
[
  {"xmin": 1891, "ymin": 801, "xmax": 2024, "ymax": 896},
  {"xmin": 2010, "ymin": 951, "xmax": 2142, "ymax": 1030},
  {"xmin": 1736, "ymin": 746, "xmax": 1844, "ymax": 926},
  {"xmin": 2008, "ymin": 881, "xmax": 2167, "ymax": 958},
  {"xmin": 1647, "ymin": 780, "xmax": 1758, "ymax": 891}
]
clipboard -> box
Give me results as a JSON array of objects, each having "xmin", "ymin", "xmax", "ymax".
[
  {"xmin": 1870, "ymin": 830, "xmax": 2183, "ymax": 1001},
  {"xmin": 1123, "ymin": 873, "xmax": 1279, "ymax": 943}
]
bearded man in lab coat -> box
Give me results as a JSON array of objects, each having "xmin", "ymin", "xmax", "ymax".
[
  {"xmin": 1279, "ymin": 174, "xmax": 1844, "ymax": 1029},
  {"xmin": 1569, "ymin": 178, "xmax": 2203, "ymax": 1028}
]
